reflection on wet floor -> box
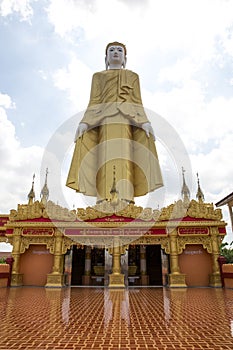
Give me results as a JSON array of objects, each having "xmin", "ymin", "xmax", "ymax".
[{"xmin": 0, "ymin": 287, "xmax": 233, "ymax": 349}]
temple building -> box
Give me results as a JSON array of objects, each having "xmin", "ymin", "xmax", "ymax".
[{"xmin": 0, "ymin": 171, "xmax": 226, "ymax": 288}]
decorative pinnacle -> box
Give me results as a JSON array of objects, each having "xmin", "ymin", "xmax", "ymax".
[
  {"xmin": 110, "ymin": 166, "xmax": 119, "ymax": 207},
  {"xmin": 196, "ymin": 172, "xmax": 204, "ymax": 203},
  {"xmin": 40, "ymin": 168, "xmax": 49, "ymax": 204},
  {"xmin": 181, "ymin": 167, "xmax": 190, "ymax": 203},
  {"xmin": 28, "ymin": 174, "xmax": 35, "ymax": 205}
]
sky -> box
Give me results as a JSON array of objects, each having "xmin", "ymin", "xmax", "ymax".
[{"xmin": 0, "ymin": 0, "xmax": 233, "ymax": 248}]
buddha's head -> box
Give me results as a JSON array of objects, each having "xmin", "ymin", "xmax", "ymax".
[{"xmin": 105, "ymin": 41, "xmax": 127, "ymax": 70}]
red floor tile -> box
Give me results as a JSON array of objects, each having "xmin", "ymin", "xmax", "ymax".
[{"xmin": 0, "ymin": 287, "xmax": 233, "ymax": 349}]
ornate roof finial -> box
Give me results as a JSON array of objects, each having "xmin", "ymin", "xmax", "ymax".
[
  {"xmin": 196, "ymin": 172, "xmax": 204, "ymax": 203},
  {"xmin": 40, "ymin": 168, "xmax": 49, "ymax": 205},
  {"xmin": 181, "ymin": 167, "xmax": 190, "ymax": 206},
  {"xmin": 28, "ymin": 174, "xmax": 35, "ymax": 205},
  {"xmin": 110, "ymin": 166, "xmax": 119, "ymax": 207}
]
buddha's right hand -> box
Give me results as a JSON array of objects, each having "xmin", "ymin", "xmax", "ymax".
[{"xmin": 74, "ymin": 123, "xmax": 88, "ymax": 141}]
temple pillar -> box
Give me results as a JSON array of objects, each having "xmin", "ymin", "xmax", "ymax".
[
  {"xmin": 140, "ymin": 245, "xmax": 149, "ymax": 285},
  {"xmin": 82, "ymin": 246, "xmax": 92, "ymax": 285},
  {"xmin": 11, "ymin": 228, "xmax": 23, "ymax": 286},
  {"xmin": 209, "ymin": 227, "xmax": 222, "ymax": 287},
  {"xmin": 109, "ymin": 237, "xmax": 125, "ymax": 287},
  {"xmin": 168, "ymin": 228, "xmax": 186, "ymax": 287},
  {"xmin": 46, "ymin": 229, "xmax": 65, "ymax": 287}
]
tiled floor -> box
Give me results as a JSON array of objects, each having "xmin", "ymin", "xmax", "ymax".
[{"xmin": 0, "ymin": 287, "xmax": 233, "ymax": 350}]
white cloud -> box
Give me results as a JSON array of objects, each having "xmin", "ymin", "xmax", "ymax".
[
  {"xmin": 143, "ymin": 80, "xmax": 233, "ymax": 153},
  {"xmin": 0, "ymin": 93, "xmax": 44, "ymax": 213},
  {"xmin": 53, "ymin": 56, "xmax": 93, "ymax": 112},
  {"xmin": 191, "ymin": 134, "xmax": 233, "ymax": 195},
  {"xmin": 0, "ymin": 243, "xmax": 12, "ymax": 252},
  {"xmin": 46, "ymin": 0, "xmax": 233, "ymax": 61},
  {"xmin": 0, "ymin": 0, "xmax": 35, "ymax": 21},
  {"xmin": 0, "ymin": 93, "xmax": 15, "ymax": 109}
]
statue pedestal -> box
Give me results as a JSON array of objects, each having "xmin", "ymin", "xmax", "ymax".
[
  {"xmin": 168, "ymin": 273, "xmax": 187, "ymax": 287},
  {"xmin": 109, "ymin": 273, "xmax": 125, "ymax": 288},
  {"xmin": 46, "ymin": 273, "xmax": 65, "ymax": 287}
]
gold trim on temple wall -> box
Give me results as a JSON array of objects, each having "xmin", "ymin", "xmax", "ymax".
[
  {"xmin": 5, "ymin": 219, "xmax": 226, "ymax": 232},
  {"xmin": 62, "ymin": 236, "xmax": 74, "ymax": 254},
  {"xmin": 177, "ymin": 236, "xmax": 213, "ymax": 254},
  {"xmin": 20, "ymin": 236, "xmax": 55, "ymax": 254},
  {"xmin": 9, "ymin": 200, "xmax": 76, "ymax": 222},
  {"xmin": 7, "ymin": 198, "xmax": 223, "ymax": 223},
  {"xmin": 77, "ymin": 199, "xmax": 222, "ymax": 221}
]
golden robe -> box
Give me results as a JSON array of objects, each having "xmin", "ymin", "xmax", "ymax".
[{"xmin": 66, "ymin": 69, "xmax": 163, "ymax": 202}]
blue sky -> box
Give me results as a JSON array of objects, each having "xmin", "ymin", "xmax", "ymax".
[{"xmin": 0, "ymin": 0, "xmax": 233, "ymax": 245}]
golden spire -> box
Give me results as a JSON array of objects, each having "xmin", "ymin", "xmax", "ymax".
[
  {"xmin": 110, "ymin": 166, "xmax": 119, "ymax": 207},
  {"xmin": 181, "ymin": 167, "xmax": 190, "ymax": 205},
  {"xmin": 196, "ymin": 172, "xmax": 205, "ymax": 203},
  {"xmin": 28, "ymin": 174, "xmax": 35, "ymax": 205},
  {"xmin": 40, "ymin": 168, "xmax": 49, "ymax": 205}
]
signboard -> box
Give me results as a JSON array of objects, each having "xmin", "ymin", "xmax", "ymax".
[
  {"xmin": 65, "ymin": 228, "xmax": 167, "ymax": 236},
  {"xmin": 178, "ymin": 227, "xmax": 209, "ymax": 235},
  {"xmin": 22, "ymin": 228, "xmax": 54, "ymax": 235}
]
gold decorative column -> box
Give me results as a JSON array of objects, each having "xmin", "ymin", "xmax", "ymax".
[
  {"xmin": 209, "ymin": 227, "xmax": 222, "ymax": 287},
  {"xmin": 46, "ymin": 229, "xmax": 65, "ymax": 287},
  {"xmin": 82, "ymin": 246, "xmax": 92, "ymax": 285},
  {"xmin": 11, "ymin": 228, "xmax": 23, "ymax": 286},
  {"xmin": 109, "ymin": 237, "xmax": 125, "ymax": 288},
  {"xmin": 168, "ymin": 228, "xmax": 186, "ymax": 287},
  {"xmin": 140, "ymin": 245, "xmax": 149, "ymax": 285}
]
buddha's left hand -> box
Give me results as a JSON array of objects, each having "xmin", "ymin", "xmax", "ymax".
[{"xmin": 142, "ymin": 122, "xmax": 155, "ymax": 140}]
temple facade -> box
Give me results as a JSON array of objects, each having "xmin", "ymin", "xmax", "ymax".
[{"xmin": 0, "ymin": 173, "xmax": 226, "ymax": 288}]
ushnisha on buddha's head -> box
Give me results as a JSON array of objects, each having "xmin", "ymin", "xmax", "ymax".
[{"xmin": 105, "ymin": 41, "xmax": 127, "ymax": 70}]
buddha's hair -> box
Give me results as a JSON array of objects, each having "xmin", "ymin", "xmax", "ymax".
[{"xmin": 105, "ymin": 41, "xmax": 127, "ymax": 56}]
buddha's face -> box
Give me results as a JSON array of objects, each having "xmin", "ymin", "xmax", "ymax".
[{"xmin": 106, "ymin": 45, "xmax": 126, "ymax": 68}]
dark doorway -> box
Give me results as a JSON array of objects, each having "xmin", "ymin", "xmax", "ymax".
[
  {"xmin": 71, "ymin": 245, "xmax": 85, "ymax": 285},
  {"xmin": 91, "ymin": 248, "xmax": 105, "ymax": 286},
  {"xmin": 146, "ymin": 245, "xmax": 162, "ymax": 285},
  {"xmin": 128, "ymin": 245, "xmax": 140, "ymax": 275},
  {"xmin": 91, "ymin": 248, "xmax": 105, "ymax": 271}
]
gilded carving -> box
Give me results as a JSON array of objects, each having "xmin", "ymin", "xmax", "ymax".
[
  {"xmin": 126, "ymin": 236, "xmax": 170, "ymax": 254},
  {"xmin": 177, "ymin": 236, "xmax": 213, "ymax": 254},
  {"xmin": 11, "ymin": 273, "xmax": 23, "ymax": 286},
  {"xmin": 77, "ymin": 202, "xmax": 143, "ymax": 221},
  {"xmin": 169, "ymin": 273, "xmax": 186, "ymax": 287},
  {"xmin": 9, "ymin": 200, "xmax": 76, "ymax": 222},
  {"xmin": 46, "ymin": 273, "xmax": 65, "ymax": 287},
  {"xmin": 187, "ymin": 200, "xmax": 222, "ymax": 220},
  {"xmin": 159, "ymin": 199, "xmax": 222, "ymax": 221},
  {"xmin": 7, "ymin": 196, "xmax": 224, "ymax": 228},
  {"xmin": 209, "ymin": 273, "xmax": 222, "ymax": 287},
  {"xmin": 62, "ymin": 236, "xmax": 74, "ymax": 254},
  {"xmin": 20, "ymin": 236, "xmax": 54, "ymax": 254},
  {"xmin": 75, "ymin": 199, "xmax": 223, "ymax": 222},
  {"xmin": 0, "ymin": 236, "xmax": 8, "ymax": 244}
]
